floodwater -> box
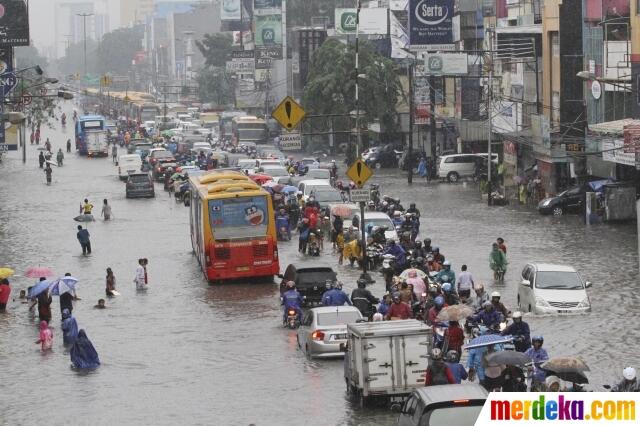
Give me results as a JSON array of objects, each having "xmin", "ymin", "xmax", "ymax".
[{"xmin": 0, "ymin": 103, "xmax": 638, "ymax": 425}]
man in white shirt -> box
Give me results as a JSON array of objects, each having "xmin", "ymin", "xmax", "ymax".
[
  {"xmin": 456, "ymin": 264, "xmax": 475, "ymax": 300},
  {"xmin": 134, "ymin": 258, "xmax": 147, "ymax": 291}
]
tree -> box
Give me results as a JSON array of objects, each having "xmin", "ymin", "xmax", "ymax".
[
  {"xmin": 196, "ymin": 67, "xmax": 235, "ymax": 107},
  {"xmin": 14, "ymin": 46, "xmax": 48, "ymax": 70},
  {"xmin": 196, "ymin": 33, "xmax": 234, "ymax": 68},
  {"xmin": 97, "ymin": 26, "xmax": 144, "ymax": 75},
  {"xmin": 56, "ymin": 39, "xmax": 99, "ymax": 76},
  {"xmin": 303, "ymin": 39, "xmax": 401, "ymax": 136}
]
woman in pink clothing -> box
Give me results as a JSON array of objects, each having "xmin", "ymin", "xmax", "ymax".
[
  {"xmin": 406, "ymin": 270, "xmax": 426, "ymax": 298},
  {"xmin": 35, "ymin": 320, "xmax": 53, "ymax": 351}
]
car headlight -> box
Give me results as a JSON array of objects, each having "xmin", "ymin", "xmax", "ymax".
[
  {"xmin": 542, "ymin": 199, "xmax": 552, "ymax": 206},
  {"xmin": 577, "ymin": 297, "xmax": 590, "ymax": 308},
  {"xmin": 535, "ymin": 297, "xmax": 550, "ymax": 307}
]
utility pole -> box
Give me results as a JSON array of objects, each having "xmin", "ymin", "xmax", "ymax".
[
  {"xmin": 429, "ymin": 75, "xmax": 436, "ymax": 161},
  {"xmin": 407, "ymin": 63, "xmax": 414, "ymax": 184},
  {"xmin": 354, "ymin": 0, "xmax": 367, "ymax": 277},
  {"xmin": 487, "ymin": 28, "xmax": 494, "ymax": 206},
  {"xmin": 77, "ymin": 13, "xmax": 94, "ymax": 78}
]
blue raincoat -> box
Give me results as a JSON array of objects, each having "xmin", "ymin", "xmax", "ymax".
[
  {"xmin": 70, "ymin": 330, "xmax": 100, "ymax": 369},
  {"xmin": 61, "ymin": 309, "xmax": 79, "ymax": 345},
  {"xmin": 321, "ymin": 289, "xmax": 352, "ymax": 306}
]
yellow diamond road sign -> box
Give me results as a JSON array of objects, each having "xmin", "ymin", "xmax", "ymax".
[
  {"xmin": 272, "ymin": 96, "xmax": 306, "ymax": 131},
  {"xmin": 346, "ymin": 159, "xmax": 373, "ymax": 188}
]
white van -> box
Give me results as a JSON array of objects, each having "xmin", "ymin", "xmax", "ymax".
[
  {"xmin": 118, "ymin": 154, "xmax": 143, "ymax": 180},
  {"xmin": 438, "ymin": 154, "xmax": 481, "ymax": 182}
]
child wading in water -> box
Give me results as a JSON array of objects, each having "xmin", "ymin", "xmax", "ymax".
[{"xmin": 36, "ymin": 320, "xmax": 53, "ymax": 351}]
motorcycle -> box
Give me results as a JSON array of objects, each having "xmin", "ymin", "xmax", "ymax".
[
  {"xmin": 307, "ymin": 233, "xmax": 320, "ymax": 256},
  {"xmin": 277, "ymin": 226, "xmax": 291, "ymax": 241},
  {"xmin": 381, "ymin": 254, "xmax": 396, "ymax": 292},
  {"xmin": 284, "ymin": 308, "xmax": 301, "ymax": 329},
  {"xmin": 365, "ymin": 243, "xmax": 383, "ymax": 271}
]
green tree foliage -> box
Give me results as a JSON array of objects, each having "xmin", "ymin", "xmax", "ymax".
[
  {"xmin": 56, "ymin": 40, "xmax": 99, "ymax": 76},
  {"xmin": 303, "ymin": 39, "xmax": 400, "ymax": 134},
  {"xmin": 195, "ymin": 33, "xmax": 233, "ymax": 68},
  {"xmin": 97, "ymin": 26, "xmax": 144, "ymax": 75},
  {"xmin": 196, "ymin": 67, "xmax": 235, "ymax": 107}
]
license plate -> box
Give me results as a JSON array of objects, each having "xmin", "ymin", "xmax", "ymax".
[
  {"xmin": 558, "ymin": 310, "xmax": 571, "ymax": 314},
  {"xmin": 236, "ymin": 266, "xmax": 250, "ymax": 272},
  {"xmin": 331, "ymin": 334, "xmax": 347, "ymax": 341}
]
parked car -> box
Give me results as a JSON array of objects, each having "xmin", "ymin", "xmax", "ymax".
[
  {"xmin": 365, "ymin": 144, "xmax": 402, "ymax": 169},
  {"xmin": 297, "ymin": 306, "xmax": 363, "ymax": 358},
  {"xmin": 279, "ymin": 263, "xmax": 337, "ymax": 305},
  {"xmin": 537, "ymin": 184, "xmax": 588, "ymax": 216},
  {"xmin": 396, "ymin": 384, "xmax": 488, "ymax": 426},
  {"xmin": 117, "ymin": 154, "xmax": 142, "ymax": 180},
  {"xmin": 125, "ymin": 172, "xmax": 155, "ymax": 198},
  {"xmin": 518, "ymin": 263, "xmax": 592, "ymax": 314}
]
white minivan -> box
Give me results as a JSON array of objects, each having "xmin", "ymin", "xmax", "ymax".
[
  {"xmin": 118, "ymin": 154, "xmax": 143, "ymax": 180},
  {"xmin": 518, "ymin": 263, "xmax": 592, "ymax": 315},
  {"xmin": 437, "ymin": 153, "xmax": 499, "ymax": 182}
]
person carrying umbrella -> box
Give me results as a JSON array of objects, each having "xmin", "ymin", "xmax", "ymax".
[
  {"xmin": 61, "ymin": 308, "xmax": 79, "ymax": 345},
  {"xmin": 29, "ymin": 278, "xmax": 53, "ymax": 324},
  {"xmin": 57, "ymin": 273, "xmax": 77, "ymax": 317},
  {"xmin": 0, "ymin": 278, "xmax": 11, "ymax": 311},
  {"xmin": 468, "ymin": 343, "xmax": 504, "ymax": 391}
]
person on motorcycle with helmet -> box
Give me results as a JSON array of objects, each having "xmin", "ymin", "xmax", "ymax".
[
  {"xmin": 445, "ymin": 350, "xmax": 468, "ymax": 384},
  {"xmin": 427, "ymin": 296, "xmax": 447, "ymax": 325},
  {"xmin": 406, "ymin": 202, "xmax": 421, "ymax": 219},
  {"xmin": 612, "ymin": 367, "xmax": 640, "ymax": 392},
  {"xmin": 525, "ymin": 336, "xmax": 549, "ymax": 390},
  {"xmin": 425, "ymin": 348, "xmax": 456, "ymax": 385},
  {"xmin": 382, "ymin": 240, "xmax": 407, "ymax": 271},
  {"xmin": 471, "ymin": 301, "xmax": 503, "ymax": 329},
  {"xmin": 489, "ymin": 242, "xmax": 508, "ymax": 280},
  {"xmin": 412, "ymin": 241, "xmax": 426, "ymax": 259},
  {"xmin": 351, "ymin": 279, "xmax": 379, "ymax": 318},
  {"xmin": 423, "ymin": 238, "xmax": 433, "ymax": 254},
  {"xmin": 432, "ymin": 246, "xmax": 445, "ymax": 264},
  {"xmin": 441, "ymin": 283, "xmax": 459, "ymax": 306},
  {"xmin": 367, "ymin": 200, "xmax": 376, "ymax": 211},
  {"xmin": 281, "ymin": 281, "xmax": 304, "ymax": 324},
  {"xmin": 385, "ymin": 293, "xmax": 413, "ymax": 320},
  {"xmin": 321, "ymin": 280, "xmax": 352, "ymax": 306},
  {"xmin": 490, "ymin": 291, "xmax": 510, "ymax": 318},
  {"xmin": 436, "ymin": 260, "xmax": 456, "ymax": 285},
  {"xmin": 501, "ymin": 311, "xmax": 531, "ymax": 352},
  {"xmin": 426, "ymin": 254, "xmax": 441, "ymax": 273},
  {"xmin": 391, "ymin": 210, "xmax": 404, "ymax": 228},
  {"xmin": 275, "ymin": 208, "xmax": 291, "ymax": 240},
  {"xmin": 444, "ymin": 320, "xmax": 464, "ymax": 354}
]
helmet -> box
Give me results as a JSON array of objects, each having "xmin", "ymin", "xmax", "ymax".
[
  {"xmin": 428, "ymin": 285, "xmax": 438, "ymax": 293},
  {"xmin": 387, "ymin": 239, "xmax": 396, "ymax": 246},
  {"xmin": 475, "ymin": 283, "xmax": 484, "ymax": 291},
  {"xmin": 443, "ymin": 260, "xmax": 451, "ymax": 267},
  {"xmin": 372, "ymin": 313, "xmax": 383, "ymax": 322},
  {"xmin": 431, "ymin": 348, "xmax": 443, "ymax": 360},
  {"xmin": 286, "ymin": 281, "xmax": 295, "ymax": 288},
  {"xmin": 545, "ymin": 375, "xmax": 561, "ymax": 388},
  {"xmin": 410, "ymin": 203, "xmax": 416, "ymax": 208},
  {"xmin": 392, "ymin": 293, "xmax": 401, "ymax": 301},
  {"xmin": 325, "ymin": 280, "xmax": 334, "ymax": 289},
  {"xmin": 483, "ymin": 301, "xmax": 493, "ymax": 309},
  {"xmin": 394, "ymin": 211, "xmax": 401, "ymax": 217},
  {"xmin": 368, "ymin": 201, "xmax": 375, "ymax": 206},
  {"xmin": 623, "ymin": 367, "xmax": 637, "ymax": 380},
  {"xmin": 405, "ymin": 212, "xmax": 412, "ymax": 217},
  {"xmin": 491, "ymin": 291, "xmax": 501, "ymax": 298},
  {"xmin": 426, "ymin": 255, "xmax": 434, "ymax": 262},
  {"xmin": 446, "ymin": 350, "xmax": 460, "ymax": 363},
  {"xmin": 297, "ymin": 191, "xmax": 303, "ymax": 195},
  {"xmin": 357, "ymin": 279, "xmax": 367, "ymax": 288},
  {"xmin": 434, "ymin": 296, "xmax": 444, "ymax": 307},
  {"xmin": 442, "ymin": 283, "xmax": 452, "ymax": 293},
  {"xmin": 416, "ymin": 257, "xmax": 424, "ymax": 264},
  {"xmin": 415, "ymin": 241, "xmax": 422, "ymax": 248},
  {"xmin": 433, "ymin": 246, "xmax": 440, "ymax": 252},
  {"xmin": 512, "ymin": 311, "xmax": 523, "ymax": 319},
  {"xmin": 532, "ymin": 335, "xmax": 544, "ymax": 344}
]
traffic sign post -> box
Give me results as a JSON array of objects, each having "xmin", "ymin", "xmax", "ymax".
[
  {"xmin": 346, "ymin": 159, "xmax": 375, "ymax": 278},
  {"xmin": 272, "ymin": 96, "xmax": 306, "ymax": 131}
]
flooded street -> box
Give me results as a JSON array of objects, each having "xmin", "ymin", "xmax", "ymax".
[{"xmin": 0, "ymin": 103, "xmax": 638, "ymax": 425}]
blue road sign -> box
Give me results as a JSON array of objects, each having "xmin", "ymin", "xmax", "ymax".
[{"xmin": 0, "ymin": 71, "xmax": 17, "ymax": 97}]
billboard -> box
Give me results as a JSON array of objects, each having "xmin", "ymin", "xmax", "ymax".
[
  {"xmin": 0, "ymin": 0, "xmax": 29, "ymax": 46},
  {"xmin": 335, "ymin": 8, "xmax": 389, "ymax": 35},
  {"xmin": 408, "ymin": 0, "xmax": 454, "ymax": 50},
  {"xmin": 422, "ymin": 52, "xmax": 468, "ymax": 75},
  {"xmin": 255, "ymin": 14, "xmax": 282, "ymax": 46},
  {"xmin": 254, "ymin": 0, "xmax": 281, "ymax": 15},
  {"xmin": 221, "ymin": 0, "xmax": 241, "ymax": 20}
]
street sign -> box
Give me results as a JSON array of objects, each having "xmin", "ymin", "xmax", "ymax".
[
  {"xmin": 349, "ymin": 189, "xmax": 370, "ymax": 203},
  {"xmin": 422, "ymin": 53, "xmax": 468, "ymax": 75},
  {"xmin": 22, "ymin": 94, "xmax": 31, "ymax": 105},
  {"xmin": 279, "ymin": 132, "xmax": 301, "ymax": 150},
  {"xmin": 0, "ymin": 71, "xmax": 17, "ymax": 97},
  {"xmin": 346, "ymin": 159, "xmax": 373, "ymax": 188},
  {"xmin": 272, "ymin": 96, "xmax": 305, "ymax": 131}
]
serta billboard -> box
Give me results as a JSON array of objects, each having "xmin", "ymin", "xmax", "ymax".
[{"xmin": 408, "ymin": 0, "xmax": 454, "ymax": 50}]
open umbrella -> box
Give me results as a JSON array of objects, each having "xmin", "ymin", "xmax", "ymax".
[
  {"xmin": 49, "ymin": 276, "xmax": 79, "ymax": 296},
  {"xmin": 0, "ymin": 267, "xmax": 15, "ymax": 279},
  {"xmin": 399, "ymin": 268, "xmax": 427, "ymax": 280},
  {"xmin": 28, "ymin": 280, "xmax": 52, "ymax": 298},
  {"xmin": 542, "ymin": 370, "xmax": 589, "ymax": 385},
  {"xmin": 45, "ymin": 160, "xmax": 58, "ymax": 167},
  {"xmin": 436, "ymin": 304, "xmax": 475, "ymax": 322},
  {"xmin": 74, "ymin": 214, "xmax": 95, "ymax": 222},
  {"xmin": 25, "ymin": 267, "xmax": 54, "ymax": 278},
  {"xmin": 541, "ymin": 357, "xmax": 590, "ymax": 373},
  {"xmin": 282, "ymin": 185, "xmax": 298, "ymax": 194},
  {"xmin": 463, "ymin": 334, "xmax": 514, "ymax": 350},
  {"xmin": 262, "ymin": 181, "xmax": 280, "ymax": 189},
  {"xmin": 249, "ymin": 174, "xmax": 273, "ymax": 185},
  {"xmin": 485, "ymin": 350, "xmax": 532, "ymax": 367},
  {"xmin": 331, "ymin": 204, "xmax": 354, "ymax": 217}
]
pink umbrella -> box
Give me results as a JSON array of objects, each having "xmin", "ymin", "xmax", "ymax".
[{"xmin": 25, "ymin": 266, "xmax": 54, "ymax": 278}]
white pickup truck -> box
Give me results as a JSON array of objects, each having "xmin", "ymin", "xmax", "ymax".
[
  {"xmin": 86, "ymin": 130, "xmax": 108, "ymax": 157},
  {"xmin": 344, "ymin": 320, "xmax": 432, "ymax": 408}
]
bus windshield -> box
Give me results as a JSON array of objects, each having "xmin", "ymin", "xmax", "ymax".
[{"xmin": 209, "ymin": 196, "xmax": 269, "ymax": 239}]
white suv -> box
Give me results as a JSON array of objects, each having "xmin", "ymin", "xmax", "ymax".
[
  {"xmin": 518, "ymin": 263, "xmax": 592, "ymax": 315},
  {"xmin": 437, "ymin": 153, "xmax": 499, "ymax": 182}
]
